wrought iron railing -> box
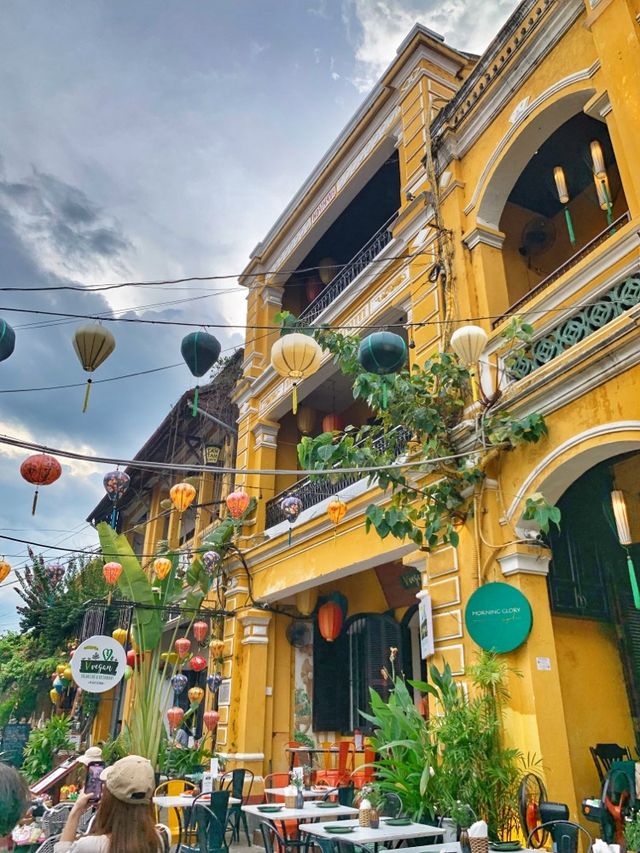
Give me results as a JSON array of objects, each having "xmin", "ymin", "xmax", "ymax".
[
  {"xmin": 508, "ymin": 271, "xmax": 640, "ymax": 380},
  {"xmin": 299, "ymin": 213, "xmax": 398, "ymax": 325},
  {"xmin": 493, "ymin": 212, "xmax": 631, "ymax": 329},
  {"xmin": 265, "ymin": 427, "xmax": 410, "ymax": 529}
]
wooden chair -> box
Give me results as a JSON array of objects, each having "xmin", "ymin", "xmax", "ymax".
[{"xmin": 590, "ymin": 743, "xmax": 633, "ymax": 785}]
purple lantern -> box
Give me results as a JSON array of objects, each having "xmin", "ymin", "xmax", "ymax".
[
  {"xmin": 207, "ymin": 672, "xmax": 223, "ymax": 694},
  {"xmin": 103, "ymin": 469, "xmax": 130, "ymax": 528},
  {"xmin": 46, "ymin": 563, "xmax": 65, "ymax": 588},
  {"xmin": 171, "ymin": 673, "xmax": 188, "ymax": 694},
  {"xmin": 280, "ymin": 496, "xmax": 303, "ymax": 545},
  {"xmin": 202, "ymin": 550, "xmax": 221, "ymax": 576}
]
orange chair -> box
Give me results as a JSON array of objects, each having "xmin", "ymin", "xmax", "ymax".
[
  {"xmin": 263, "ymin": 772, "xmax": 291, "ymax": 803},
  {"xmin": 351, "ymin": 746, "xmax": 376, "ymax": 788},
  {"xmin": 319, "ymin": 740, "xmax": 355, "ymax": 786}
]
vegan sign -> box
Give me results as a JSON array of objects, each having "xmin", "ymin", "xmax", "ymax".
[
  {"xmin": 71, "ymin": 635, "xmax": 126, "ymax": 693},
  {"xmin": 464, "ymin": 582, "xmax": 532, "ymax": 653}
]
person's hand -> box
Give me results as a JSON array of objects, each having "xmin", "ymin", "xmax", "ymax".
[{"xmin": 70, "ymin": 792, "xmax": 94, "ymax": 815}]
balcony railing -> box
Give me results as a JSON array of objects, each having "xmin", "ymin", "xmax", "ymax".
[
  {"xmin": 493, "ymin": 211, "xmax": 632, "ymax": 329},
  {"xmin": 299, "ymin": 213, "xmax": 398, "ymax": 325},
  {"xmin": 265, "ymin": 427, "xmax": 410, "ymax": 530}
]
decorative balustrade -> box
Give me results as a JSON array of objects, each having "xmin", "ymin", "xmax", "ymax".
[
  {"xmin": 265, "ymin": 427, "xmax": 410, "ymax": 529},
  {"xmin": 509, "ymin": 272, "xmax": 640, "ymax": 380},
  {"xmin": 299, "ymin": 213, "xmax": 398, "ymax": 325}
]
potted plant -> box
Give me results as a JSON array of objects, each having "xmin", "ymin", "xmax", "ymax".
[
  {"xmin": 289, "ymin": 770, "xmax": 304, "ymax": 809},
  {"xmin": 625, "ymin": 811, "xmax": 640, "ymax": 853},
  {"xmin": 358, "ymin": 784, "xmax": 385, "ymax": 828},
  {"xmin": 22, "ymin": 716, "xmax": 74, "ymax": 783}
]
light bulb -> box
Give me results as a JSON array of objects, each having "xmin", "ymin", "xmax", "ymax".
[
  {"xmin": 553, "ymin": 166, "xmax": 569, "ymax": 204},
  {"xmin": 590, "ymin": 140, "xmax": 606, "ymax": 180}
]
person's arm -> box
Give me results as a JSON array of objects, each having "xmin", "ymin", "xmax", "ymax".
[{"xmin": 59, "ymin": 793, "xmax": 93, "ymax": 843}]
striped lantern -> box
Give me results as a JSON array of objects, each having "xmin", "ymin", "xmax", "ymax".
[
  {"xmin": 154, "ymin": 557, "xmax": 172, "ymax": 581},
  {"xmin": 270, "ymin": 332, "xmax": 322, "ymax": 414},
  {"xmin": 170, "ymin": 482, "xmax": 197, "ymax": 513},
  {"xmin": 103, "ymin": 562, "xmax": 122, "ymax": 585},
  {"xmin": 317, "ymin": 599, "xmax": 344, "ymax": 642}
]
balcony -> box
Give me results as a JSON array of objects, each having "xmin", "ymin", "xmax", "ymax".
[
  {"xmin": 298, "ymin": 213, "xmax": 398, "ymax": 325},
  {"xmin": 265, "ymin": 426, "xmax": 410, "ymax": 530}
]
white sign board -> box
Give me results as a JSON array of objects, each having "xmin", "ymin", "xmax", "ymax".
[
  {"xmin": 418, "ymin": 594, "xmax": 435, "ymax": 660},
  {"xmin": 71, "ymin": 635, "xmax": 126, "ymax": 693}
]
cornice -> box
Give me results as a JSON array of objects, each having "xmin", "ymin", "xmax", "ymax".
[{"xmin": 462, "ymin": 224, "xmax": 506, "ymax": 250}]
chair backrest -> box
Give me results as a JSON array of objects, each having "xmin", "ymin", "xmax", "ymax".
[
  {"xmin": 260, "ymin": 820, "xmax": 289, "ymax": 853},
  {"xmin": 188, "ymin": 801, "xmax": 228, "ymax": 853},
  {"xmin": 194, "ymin": 789, "xmax": 230, "ymax": 827},
  {"xmin": 155, "ymin": 823, "xmax": 172, "ymax": 853},
  {"xmin": 589, "ymin": 743, "xmax": 633, "ymax": 784},
  {"xmin": 42, "ymin": 803, "xmax": 73, "ymax": 837},
  {"xmin": 337, "ymin": 783, "xmax": 355, "ymax": 807},
  {"xmin": 380, "ymin": 790, "xmax": 403, "ymax": 817},
  {"xmin": 527, "ymin": 820, "xmax": 593, "ymax": 853},
  {"xmin": 153, "ymin": 778, "xmax": 197, "ymax": 825},
  {"xmin": 35, "ymin": 833, "xmax": 62, "ymax": 853},
  {"xmin": 221, "ymin": 768, "xmax": 246, "ymax": 799},
  {"xmin": 263, "ymin": 772, "xmax": 290, "ymax": 802},
  {"xmin": 320, "ymin": 740, "xmax": 334, "ymax": 770},
  {"xmin": 337, "ymin": 740, "xmax": 356, "ymax": 772}
]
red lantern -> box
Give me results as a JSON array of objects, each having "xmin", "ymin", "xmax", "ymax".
[
  {"xmin": 226, "ymin": 489, "xmax": 250, "ymax": 520},
  {"xmin": 317, "ymin": 600, "xmax": 343, "ymax": 642},
  {"xmin": 20, "ymin": 453, "xmax": 62, "ymax": 514},
  {"xmin": 166, "ymin": 707, "xmax": 185, "ymax": 731},
  {"xmin": 103, "ymin": 562, "xmax": 122, "ymax": 585},
  {"xmin": 322, "ymin": 413, "xmax": 346, "ymax": 433},
  {"xmin": 203, "ymin": 709, "xmax": 220, "ymax": 732},
  {"xmin": 175, "ymin": 638, "xmax": 191, "ymax": 659},
  {"xmin": 190, "ymin": 655, "xmax": 207, "ymax": 672},
  {"xmin": 126, "ymin": 649, "xmax": 143, "ymax": 668},
  {"xmin": 193, "ymin": 621, "xmax": 208, "ymax": 643}
]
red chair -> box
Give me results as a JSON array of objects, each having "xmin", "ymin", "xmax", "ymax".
[
  {"xmin": 351, "ymin": 746, "xmax": 376, "ymax": 788},
  {"xmin": 318, "ymin": 741, "xmax": 355, "ymax": 786},
  {"xmin": 263, "ymin": 772, "xmax": 291, "ymax": 803}
]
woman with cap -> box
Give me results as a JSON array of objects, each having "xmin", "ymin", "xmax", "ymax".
[
  {"xmin": 0, "ymin": 762, "xmax": 30, "ymax": 851},
  {"xmin": 54, "ymin": 755, "xmax": 169, "ymax": 853}
]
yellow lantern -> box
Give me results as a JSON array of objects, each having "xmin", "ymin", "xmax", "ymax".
[
  {"xmin": 296, "ymin": 588, "xmax": 318, "ymax": 616},
  {"xmin": 270, "ymin": 333, "xmax": 322, "ymax": 414},
  {"xmin": 188, "ymin": 686, "xmax": 204, "ymax": 705},
  {"xmin": 63, "ymin": 667, "xmax": 73, "ymax": 682},
  {"xmin": 72, "ymin": 324, "xmax": 116, "ymax": 412},
  {"xmin": 160, "ymin": 652, "xmax": 179, "ymax": 665},
  {"xmin": 0, "ymin": 559, "xmax": 10, "ymax": 583},
  {"xmin": 49, "ymin": 688, "xmax": 59, "ymax": 704},
  {"xmin": 112, "ymin": 628, "xmax": 128, "ymax": 646},
  {"xmin": 154, "ymin": 557, "xmax": 172, "ymax": 580},
  {"xmin": 296, "ymin": 405, "xmax": 317, "ymax": 435},
  {"xmin": 327, "ymin": 498, "xmax": 347, "ymax": 527},
  {"xmin": 56, "ymin": 664, "xmax": 66, "ymax": 676},
  {"xmin": 209, "ymin": 638, "xmax": 225, "ymax": 658},
  {"xmin": 169, "ymin": 482, "xmax": 197, "ymax": 513}
]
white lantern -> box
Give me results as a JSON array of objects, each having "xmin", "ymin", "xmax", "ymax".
[
  {"xmin": 611, "ymin": 490, "xmax": 632, "ymax": 546},
  {"xmin": 450, "ymin": 325, "xmax": 488, "ymax": 366}
]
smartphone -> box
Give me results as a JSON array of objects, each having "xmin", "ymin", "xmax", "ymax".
[{"xmin": 84, "ymin": 762, "xmax": 106, "ymax": 803}]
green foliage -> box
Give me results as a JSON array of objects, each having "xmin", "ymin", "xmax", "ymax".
[
  {"xmin": 160, "ymin": 739, "xmax": 212, "ymax": 779},
  {"xmin": 293, "ymin": 730, "xmax": 315, "ymax": 749},
  {"xmin": 0, "ymin": 633, "xmax": 61, "ymax": 723},
  {"xmin": 522, "ymin": 493, "xmax": 562, "ymax": 534},
  {"xmin": 291, "ymin": 317, "xmax": 556, "ymax": 550},
  {"xmin": 500, "ymin": 318, "xmax": 534, "ymax": 372},
  {"xmin": 100, "ymin": 731, "xmax": 131, "ymax": 765},
  {"xmin": 363, "ymin": 652, "xmax": 535, "ymax": 839},
  {"xmin": 625, "ymin": 811, "xmax": 640, "ymax": 852},
  {"xmin": 22, "ymin": 716, "xmax": 74, "ymax": 783}
]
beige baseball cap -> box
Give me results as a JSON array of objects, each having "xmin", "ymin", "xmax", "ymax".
[
  {"xmin": 100, "ymin": 755, "xmax": 155, "ymax": 804},
  {"xmin": 78, "ymin": 746, "xmax": 103, "ymax": 766}
]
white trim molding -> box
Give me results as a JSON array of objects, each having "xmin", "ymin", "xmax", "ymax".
[{"xmin": 498, "ymin": 543, "xmax": 552, "ymax": 577}]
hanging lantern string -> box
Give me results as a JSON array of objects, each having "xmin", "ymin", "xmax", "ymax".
[{"xmin": 82, "ymin": 379, "xmax": 92, "ymax": 413}]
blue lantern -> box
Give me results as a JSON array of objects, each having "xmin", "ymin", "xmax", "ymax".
[
  {"xmin": 207, "ymin": 673, "xmax": 222, "ymax": 694},
  {"xmin": 171, "ymin": 673, "xmax": 188, "ymax": 695}
]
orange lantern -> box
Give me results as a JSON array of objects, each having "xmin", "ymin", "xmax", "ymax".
[
  {"xmin": 203, "ymin": 709, "xmax": 220, "ymax": 732},
  {"xmin": 226, "ymin": 489, "xmax": 250, "ymax": 520},
  {"xmin": 322, "ymin": 413, "xmax": 346, "ymax": 433},
  {"xmin": 170, "ymin": 482, "xmax": 197, "ymax": 514},
  {"xmin": 188, "ymin": 686, "xmax": 204, "ymax": 705},
  {"xmin": 209, "ymin": 638, "xmax": 225, "ymax": 658},
  {"xmin": 103, "ymin": 562, "xmax": 122, "ymax": 585},
  {"xmin": 166, "ymin": 707, "xmax": 185, "ymax": 731},
  {"xmin": 327, "ymin": 499, "xmax": 347, "ymax": 526},
  {"xmin": 175, "ymin": 638, "xmax": 191, "ymax": 659},
  {"xmin": 0, "ymin": 559, "xmax": 11, "ymax": 583},
  {"xmin": 112, "ymin": 628, "xmax": 128, "ymax": 646},
  {"xmin": 20, "ymin": 453, "xmax": 62, "ymax": 514},
  {"xmin": 317, "ymin": 599, "xmax": 344, "ymax": 642},
  {"xmin": 154, "ymin": 557, "xmax": 172, "ymax": 580},
  {"xmin": 193, "ymin": 621, "xmax": 208, "ymax": 643}
]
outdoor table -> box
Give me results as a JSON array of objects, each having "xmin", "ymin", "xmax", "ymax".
[
  {"xmin": 243, "ymin": 802, "xmax": 358, "ymax": 821},
  {"xmin": 153, "ymin": 793, "xmax": 241, "ymax": 851},
  {"xmin": 264, "ymin": 786, "xmax": 337, "ymax": 799},
  {"xmin": 285, "ymin": 745, "xmax": 365, "ymax": 771},
  {"xmin": 299, "ymin": 816, "xmax": 443, "ymax": 851}
]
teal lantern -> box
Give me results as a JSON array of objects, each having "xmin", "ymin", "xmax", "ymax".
[
  {"xmin": 181, "ymin": 331, "xmax": 221, "ymax": 416},
  {"xmin": 358, "ymin": 331, "xmax": 407, "ymax": 408},
  {"xmin": 0, "ymin": 318, "xmax": 16, "ymax": 363}
]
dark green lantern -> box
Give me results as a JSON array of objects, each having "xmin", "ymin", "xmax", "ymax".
[
  {"xmin": 0, "ymin": 318, "xmax": 16, "ymax": 363},
  {"xmin": 181, "ymin": 331, "xmax": 221, "ymax": 416},
  {"xmin": 357, "ymin": 331, "xmax": 407, "ymax": 375}
]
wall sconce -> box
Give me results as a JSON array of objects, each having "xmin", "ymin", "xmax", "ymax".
[
  {"xmin": 611, "ymin": 489, "xmax": 640, "ymax": 609},
  {"xmin": 553, "ymin": 165, "xmax": 576, "ymax": 246}
]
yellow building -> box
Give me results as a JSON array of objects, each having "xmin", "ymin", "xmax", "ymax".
[{"xmin": 223, "ymin": 0, "xmax": 640, "ymax": 819}]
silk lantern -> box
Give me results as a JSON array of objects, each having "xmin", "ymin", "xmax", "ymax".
[
  {"xmin": 188, "ymin": 686, "xmax": 204, "ymax": 705},
  {"xmin": 327, "ymin": 498, "xmax": 347, "ymax": 527},
  {"xmin": 153, "ymin": 557, "xmax": 172, "ymax": 581},
  {"xmin": 170, "ymin": 482, "xmax": 197, "ymax": 514},
  {"xmin": 207, "ymin": 672, "xmax": 223, "ymax": 693},
  {"xmin": 0, "ymin": 318, "xmax": 16, "ymax": 363},
  {"xmin": 296, "ymin": 405, "xmax": 316, "ymax": 435},
  {"xmin": 123, "ymin": 665, "xmax": 133, "ymax": 682},
  {"xmin": 63, "ymin": 667, "xmax": 72, "ymax": 682},
  {"xmin": 270, "ymin": 332, "xmax": 322, "ymax": 414},
  {"xmin": 322, "ymin": 412, "xmax": 346, "ymax": 433},
  {"xmin": 20, "ymin": 453, "xmax": 62, "ymax": 515},
  {"xmin": 190, "ymin": 655, "xmax": 207, "ymax": 672},
  {"xmin": 103, "ymin": 562, "xmax": 122, "ymax": 585},
  {"xmin": 281, "ymin": 495, "xmax": 303, "ymax": 546},
  {"xmin": 112, "ymin": 628, "xmax": 128, "ymax": 646},
  {"xmin": 450, "ymin": 325, "xmax": 488, "ymax": 367},
  {"xmin": 209, "ymin": 638, "xmax": 224, "ymax": 659},
  {"xmin": 72, "ymin": 324, "xmax": 116, "ymax": 412},
  {"xmin": 126, "ymin": 649, "xmax": 143, "ymax": 668},
  {"xmin": 202, "ymin": 550, "xmax": 221, "ymax": 575},
  {"xmin": 317, "ymin": 599, "xmax": 344, "ymax": 642},
  {"xmin": 49, "ymin": 688, "xmax": 59, "ymax": 704},
  {"xmin": 175, "ymin": 638, "xmax": 191, "ymax": 659},
  {"xmin": 56, "ymin": 664, "xmax": 66, "ymax": 676},
  {"xmin": 318, "ymin": 257, "xmax": 336, "ymax": 285},
  {"xmin": 358, "ymin": 331, "xmax": 407, "ymax": 375},
  {"xmin": 53, "ymin": 676, "xmax": 64, "ymax": 694},
  {"xmin": 103, "ymin": 469, "xmax": 130, "ymax": 528},
  {"xmin": 203, "ymin": 709, "xmax": 220, "ymax": 732},
  {"xmin": 0, "ymin": 559, "xmax": 10, "ymax": 583},
  {"xmin": 611, "ymin": 490, "xmax": 640, "ymax": 609},
  {"xmin": 171, "ymin": 673, "xmax": 188, "ymax": 694},
  {"xmin": 226, "ymin": 489, "xmax": 249, "ymax": 520},
  {"xmin": 193, "ymin": 621, "xmax": 208, "ymax": 643},
  {"xmin": 166, "ymin": 707, "xmax": 185, "ymax": 731},
  {"xmin": 181, "ymin": 331, "xmax": 221, "ymax": 416}
]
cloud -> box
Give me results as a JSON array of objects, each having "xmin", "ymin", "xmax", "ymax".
[{"xmin": 342, "ymin": 0, "xmax": 519, "ymax": 92}]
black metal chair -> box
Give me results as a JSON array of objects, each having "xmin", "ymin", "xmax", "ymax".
[
  {"xmin": 221, "ymin": 767, "xmax": 254, "ymax": 845},
  {"xmin": 260, "ymin": 819, "xmax": 310, "ymax": 853},
  {"xmin": 527, "ymin": 820, "xmax": 593, "ymax": 853},
  {"xmin": 183, "ymin": 790, "xmax": 231, "ymax": 853},
  {"xmin": 380, "ymin": 791, "xmax": 403, "ymax": 818},
  {"xmin": 589, "ymin": 743, "xmax": 633, "ymax": 785}
]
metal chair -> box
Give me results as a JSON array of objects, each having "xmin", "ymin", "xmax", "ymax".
[
  {"xmin": 263, "ymin": 772, "xmax": 291, "ymax": 802},
  {"xmin": 260, "ymin": 819, "xmax": 309, "ymax": 853},
  {"xmin": 589, "ymin": 743, "xmax": 633, "ymax": 785},
  {"xmin": 221, "ymin": 768, "xmax": 254, "ymax": 845},
  {"xmin": 34, "ymin": 834, "xmax": 62, "ymax": 853},
  {"xmin": 153, "ymin": 777, "xmax": 197, "ymax": 844},
  {"xmin": 379, "ymin": 791, "xmax": 403, "ymax": 817},
  {"xmin": 183, "ymin": 794, "xmax": 230, "ymax": 853},
  {"xmin": 41, "ymin": 803, "xmax": 74, "ymax": 837},
  {"xmin": 527, "ymin": 820, "xmax": 593, "ymax": 853}
]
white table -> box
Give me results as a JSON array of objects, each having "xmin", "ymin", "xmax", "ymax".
[
  {"xmin": 153, "ymin": 794, "xmax": 241, "ymax": 808},
  {"xmin": 243, "ymin": 802, "xmax": 358, "ymax": 821},
  {"xmin": 264, "ymin": 786, "xmax": 337, "ymax": 800},
  {"xmin": 299, "ymin": 816, "xmax": 443, "ymax": 845}
]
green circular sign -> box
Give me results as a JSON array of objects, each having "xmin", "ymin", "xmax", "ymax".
[{"xmin": 464, "ymin": 582, "xmax": 532, "ymax": 653}]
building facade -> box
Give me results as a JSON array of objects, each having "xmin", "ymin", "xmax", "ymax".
[{"xmin": 224, "ymin": 0, "xmax": 637, "ymax": 820}]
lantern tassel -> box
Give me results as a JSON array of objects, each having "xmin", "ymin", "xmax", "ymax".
[
  {"xmin": 564, "ymin": 208, "xmax": 576, "ymax": 246},
  {"xmin": 192, "ymin": 385, "xmax": 199, "ymax": 417},
  {"xmin": 627, "ymin": 552, "xmax": 640, "ymax": 609},
  {"xmin": 110, "ymin": 506, "xmax": 117, "ymax": 529},
  {"xmin": 292, "ymin": 383, "xmax": 298, "ymax": 415},
  {"xmin": 288, "ymin": 525, "xmax": 292, "ymax": 547},
  {"xmin": 31, "ymin": 488, "xmax": 39, "ymax": 516},
  {"xmin": 82, "ymin": 378, "xmax": 92, "ymax": 413},
  {"xmin": 382, "ymin": 378, "xmax": 388, "ymax": 409}
]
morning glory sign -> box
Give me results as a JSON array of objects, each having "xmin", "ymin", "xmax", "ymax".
[
  {"xmin": 464, "ymin": 582, "xmax": 533, "ymax": 653},
  {"xmin": 71, "ymin": 635, "xmax": 127, "ymax": 693}
]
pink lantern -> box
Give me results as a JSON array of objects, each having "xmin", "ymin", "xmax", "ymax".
[
  {"xmin": 193, "ymin": 621, "xmax": 208, "ymax": 643},
  {"xmin": 203, "ymin": 709, "xmax": 220, "ymax": 732},
  {"xmin": 103, "ymin": 562, "xmax": 122, "ymax": 585},
  {"xmin": 175, "ymin": 637, "xmax": 191, "ymax": 659},
  {"xmin": 166, "ymin": 707, "xmax": 185, "ymax": 731},
  {"xmin": 226, "ymin": 489, "xmax": 250, "ymax": 520}
]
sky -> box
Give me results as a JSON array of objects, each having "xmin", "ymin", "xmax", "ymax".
[{"xmin": 0, "ymin": 0, "xmax": 519, "ymax": 630}]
